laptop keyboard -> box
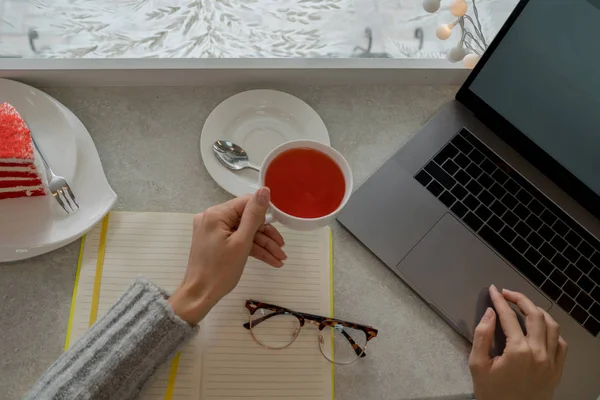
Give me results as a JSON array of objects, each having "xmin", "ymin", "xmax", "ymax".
[{"xmin": 414, "ymin": 129, "xmax": 600, "ymax": 337}]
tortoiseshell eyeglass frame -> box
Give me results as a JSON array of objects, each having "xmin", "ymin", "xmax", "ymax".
[{"xmin": 243, "ymin": 300, "xmax": 378, "ymax": 365}]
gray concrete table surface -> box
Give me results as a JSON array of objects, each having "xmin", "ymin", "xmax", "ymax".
[{"xmin": 0, "ymin": 84, "xmax": 474, "ymax": 400}]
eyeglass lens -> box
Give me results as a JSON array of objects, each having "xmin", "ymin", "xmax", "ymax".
[
  {"xmin": 319, "ymin": 324, "xmax": 367, "ymax": 364},
  {"xmin": 250, "ymin": 308, "xmax": 301, "ymax": 349}
]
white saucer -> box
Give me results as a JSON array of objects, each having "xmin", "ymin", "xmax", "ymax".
[
  {"xmin": 0, "ymin": 79, "xmax": 117, "ymax": 262},
  {"xmin": 200, "ymin": 90, "xmax": 330, "ymax": 196}
]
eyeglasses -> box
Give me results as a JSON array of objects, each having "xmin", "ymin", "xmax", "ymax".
[{"xmin": 243, "ymin": 300, "xmax": 378, "ymax": 365}]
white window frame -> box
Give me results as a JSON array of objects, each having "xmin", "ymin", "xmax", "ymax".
[{"xmin": 0, "ymin": 58, "xmax": 469, "ymax": 86}]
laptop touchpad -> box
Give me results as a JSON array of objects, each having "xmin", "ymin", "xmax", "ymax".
[{"xmin": 396, "ymin": 213, "xmax": 551, "ymax": 340}]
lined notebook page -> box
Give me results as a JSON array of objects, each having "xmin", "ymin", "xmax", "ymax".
[
  {"xmin": 201, "ymin": 227, "xmax": 333, "ymax": 400},
  {"xmin": 68, "ymin": 211, "xmax": 333, "ymax": 400},
  {"xmin": 69, "ymin": 212, "xmax": 202, "ymax": 400}
]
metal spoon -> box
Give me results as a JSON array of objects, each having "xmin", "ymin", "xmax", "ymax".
[{"xmin": 212, "ymin": 140, "xmax": 260, "ymax": 172}]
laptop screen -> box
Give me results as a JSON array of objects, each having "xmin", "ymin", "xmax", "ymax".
[{"xmin": 467, "ymin": 0, "xmax": 600, "ymax": 195}]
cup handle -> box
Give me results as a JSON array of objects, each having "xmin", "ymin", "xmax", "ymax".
[{"xmin": 265, "ymin": 213, "xmax": 274, "ymax": 225}]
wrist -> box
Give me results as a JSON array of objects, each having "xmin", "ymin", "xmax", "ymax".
[{"xmin": 168, "ymin": 281, "xmax": 219, "ymax": 325}]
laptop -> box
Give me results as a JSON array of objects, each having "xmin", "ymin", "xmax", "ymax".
[{"xmin": 337, "ymin": 0, "xmax": 600, "ymax": 398}]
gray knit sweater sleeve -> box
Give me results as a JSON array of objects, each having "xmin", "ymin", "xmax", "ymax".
[{"xmin": 26, "ymin": 278, "xmax": 198, "ymax": 400}]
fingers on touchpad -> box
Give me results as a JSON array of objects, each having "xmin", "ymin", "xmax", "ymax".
[
  {"xmin": 475, "ymin": 287, "xmax": 527, "ymax": 357},
  {"xmin": 396, "ymin": 213, "xmax": 549, "ymax": 341}
]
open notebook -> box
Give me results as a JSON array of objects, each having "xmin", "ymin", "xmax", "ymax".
[{"xmin": 66, "ymin": 211, "xmax": 334, "ymax": 400}]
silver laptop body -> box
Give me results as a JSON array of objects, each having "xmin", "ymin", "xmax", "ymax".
[{"xmin": 337, "ymin": 1, "xmax": 600, "ymax": 398}]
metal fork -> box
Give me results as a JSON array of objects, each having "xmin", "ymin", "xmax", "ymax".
[{"xmin": 31, "ymin": 137, "xmax": 79, "ymax": 213}]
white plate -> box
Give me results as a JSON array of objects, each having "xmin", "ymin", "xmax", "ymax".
[
  {"xmin": 0, "ymin": 79, "xmax": 117, "ymax": 262},
  {"xmin": 200, "ymin": 90, "xmax": 330, "ymax": 196}
]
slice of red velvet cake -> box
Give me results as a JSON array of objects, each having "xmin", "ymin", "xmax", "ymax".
[{"xmin": 0, "ymin": 102, "xmax": 47, "ymax": 200}]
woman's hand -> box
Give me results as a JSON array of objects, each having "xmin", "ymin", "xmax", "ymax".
[
  {"xmin": 169, "ymin": 187, "xmax": 287, "ymax": 325},
  {"xmin": 469, "ymin": 285, "xmax": 568, "ymax": 400}
]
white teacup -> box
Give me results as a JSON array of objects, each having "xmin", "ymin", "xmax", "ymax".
[{"xmin": 259, "ymin": 140, "xmax": 353, "ymax": 231}]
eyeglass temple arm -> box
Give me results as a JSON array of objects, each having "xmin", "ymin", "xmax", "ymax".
[
  {"xmin": 243, "ymin": 311, "xmax": 366, "ymax": 357},
  {"xmin": 339, "ymin": 328, "xmax": 367, "ymax": 357}
]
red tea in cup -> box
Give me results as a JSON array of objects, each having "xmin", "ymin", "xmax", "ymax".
[{"xmin": 265, "ymin": 147, "xmax": 346, "ymax": 218}]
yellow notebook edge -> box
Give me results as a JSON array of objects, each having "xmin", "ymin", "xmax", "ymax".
[
  {"xmin": 165, "ymin": 352, "xmax": 181, "ymax": 400},
  {"xmin": 63, "ymin": 235, "xmax": 86, "ymax": 351},
  {"xmin": 89, "ymin": 214, "xmax": 111, "ymax": 327},
  {"xmin": 329, "ymin": 226, "xmax": 335, "ymax": 400}
]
